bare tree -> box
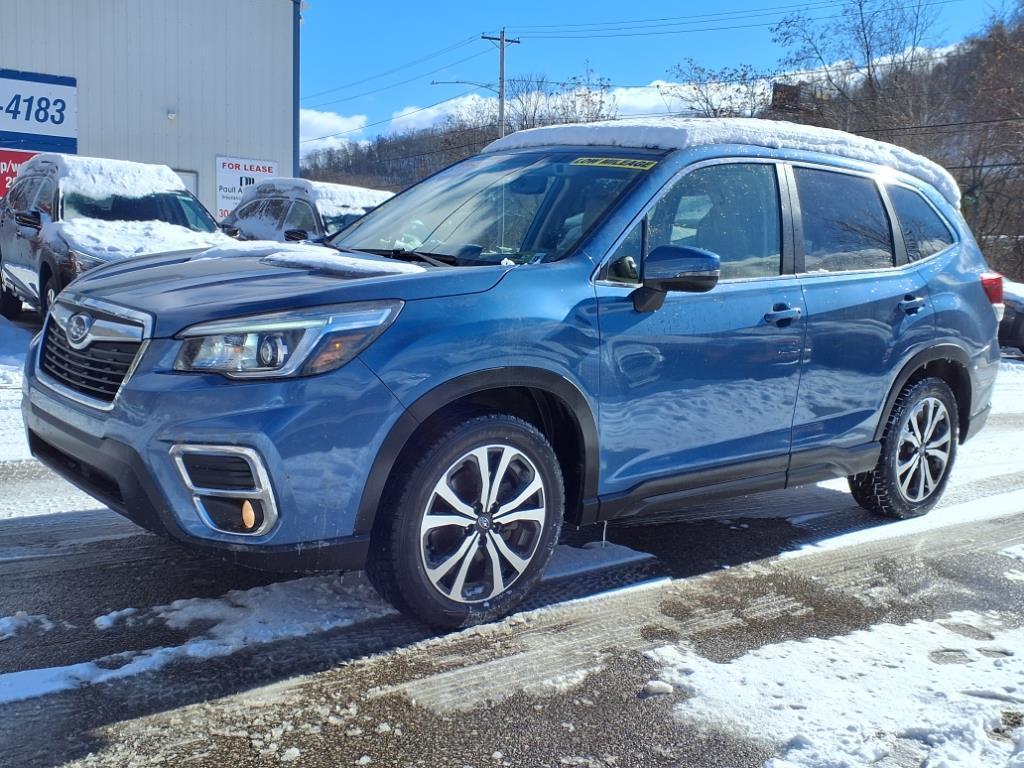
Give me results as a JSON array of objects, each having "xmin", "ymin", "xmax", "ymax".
[{"xmin": 662, "ymin": 59, "xmax": 774, "ymax": 117}]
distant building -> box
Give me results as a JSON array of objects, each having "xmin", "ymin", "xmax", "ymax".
[{"xmin": 0, "ymin": 0, "xmax": 299, "ymax": 217}]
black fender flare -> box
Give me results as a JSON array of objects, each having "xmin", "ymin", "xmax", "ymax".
[
  {"xmin": 354, "ymin": 367, "xmax": 600, "ymax": 535},
  {"xmin": 873, "ymin": 343, "xmax": 971, "ymax": 442}
]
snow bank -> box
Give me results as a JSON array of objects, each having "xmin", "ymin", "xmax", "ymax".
[
  {"xmin": 21, "ymin": 153, "xmax": 185, "ymax": 199},
  {"xmin": 650, "ymin": 611, "xmax": 1024, "ymax": 767},
  {"xmin": 52, "ymin": 218, "xmax": 232, "ymax": 261},
  {"xmin": 485, "ymin": 117, "xmax": 961, "ymax": 207},
  {"xmin": 0, "ymin": 316, "xmax": 30, "ymax": 383},
  {"xmin": 0, "ymin": 574, "xmax": 392, "ymax": 704},
  {"xmin": 195, "ymin": 240, "xmax": 426, "ymax": 275},
  {"xmin": 783, "ymin": 487, "xmax": 1024, "ymax": 559}
]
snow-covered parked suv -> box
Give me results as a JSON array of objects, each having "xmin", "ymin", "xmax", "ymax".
[
  {"xmin": 0, "ymin": 154, "xmax": 229, "ymax": 318},
  {"xmin": 220, "ymin": 178, "xmax": 393, "ymax": 242}
]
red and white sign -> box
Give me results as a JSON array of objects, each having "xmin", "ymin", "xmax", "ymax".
[
  {"xmin": 0, "ymin": 148, "xmax": 37, "ymax": 198},
  {"xmin": 215, "ymin": 155, "xmax": 280, "ymax": 220}
]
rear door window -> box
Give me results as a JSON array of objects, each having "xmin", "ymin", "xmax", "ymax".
[
  {"xmin": 886, "ymin": 185, "xmax": 955, "ymax": 261},
  {"xmin": 794, "ymin": 167, "xmax": 895, "ymax": 272}
]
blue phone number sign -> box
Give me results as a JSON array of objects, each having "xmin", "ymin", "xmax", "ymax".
[{"xmin": 0, "ymin": 69, "xmax": 77, "ymax": 154}]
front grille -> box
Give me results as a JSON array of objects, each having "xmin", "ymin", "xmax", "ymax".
[
  {"xmin": 41, "ymin": 323, "xmax": 141, "ymax": 403},
  {"xmin": 181, "ymin": 453, "xmax": 257, "ymax": 490}
]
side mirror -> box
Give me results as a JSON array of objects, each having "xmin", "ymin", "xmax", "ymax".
[
  {"xmin": 632, "ymin": 245, "xmax": 720, "ymax": 312},
  {"xmin": 284, "ymin": 228, "xmax": 308, "ymax": 242},
  {"xmin": 15, "ymin": 210, "xmax": 42, "ymax": 239},
  {"xmin": 16, "ymin": 210, "xmax": 42, "ymax": 228},
  {"xmin": 220, "ymin": 223, "xmax": 240, "ymax": 238}
]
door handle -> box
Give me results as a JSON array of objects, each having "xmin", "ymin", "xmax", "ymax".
[
  {"xmin": 764, "ymin": 304, "xmax": 802, "ymax": 325},
  {"xmin": 898, "ymin": 295, "xmax": 926, "ymax": 314}
]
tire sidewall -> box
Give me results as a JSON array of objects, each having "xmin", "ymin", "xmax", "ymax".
[
  {"xmin": 879, "ymin": 378, "xmax": 958, "ymax": 517},
  {"xmin": 387, "ymin": 417, "xmax": 564, "ymax": 628}
]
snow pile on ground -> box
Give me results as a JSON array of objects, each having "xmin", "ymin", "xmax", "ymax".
[
  {"xmin": 22, "ymin": 153, "xmax": 185, "ymax": 198},
  {"xmin": 485, "ymin": 117, "xmax": 960, "ymax": 206},
  {"xmin": 51, "ymin": 219, "xmax": 232, "ymax": 261},
  {"xmin": 1003, "ymin": 545, "xmax": 1024, "ymax": 563},
  {"xmin": 0, "ymin": 574, "xmax": 393, "ymax": 704},
  {"xmin": 0, "ymin": 316, "xmax": 30, "ymax": 385},
  {"xmin": 0, "ymin": 612, "xmax": 54, "ymax": 641},
  {"xmin": 649, "ymin": 611, "xmax": 1024, "ymax": 767}
]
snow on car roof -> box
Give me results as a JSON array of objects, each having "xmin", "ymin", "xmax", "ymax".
[
  {"xmin": 483, "ymin": 116, "xmax": 960, "ymax": 207},
  {"xmin": 21, "ymin": 153, "xmax": 186, "ymax": 199},
  {"xmin": 240, "ymin": 177, "xmax": 393, "ymax": 216}
]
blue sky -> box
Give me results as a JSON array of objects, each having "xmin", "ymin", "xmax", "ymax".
[{"xmin": 298, "ymin": 0, "xmax": 999, "ymax": 154}]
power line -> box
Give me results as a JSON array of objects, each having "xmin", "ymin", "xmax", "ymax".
[
  {"xmin": 509, "ymin": 0, "xmax": 854, "ymax": 31},
  {"xmin": 305, "ymin": 48, "xmax": 492, "ymax": 110},
  {"xmin": 515, "ymin": 0, "xmax": 963, "ymax": 38},
  {"xmin": 301, "ymin": 36, "xmax": 479, "ymax": 101}
]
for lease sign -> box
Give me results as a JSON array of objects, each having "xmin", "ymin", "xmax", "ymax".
[{"xmin": 215, "ymin": 155, "xmax": 280, "ymax": 220}]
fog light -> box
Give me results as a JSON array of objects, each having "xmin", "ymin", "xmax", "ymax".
[{"xmin": 242, "ymin": 499, "xmax": 257, "ymax": 530}]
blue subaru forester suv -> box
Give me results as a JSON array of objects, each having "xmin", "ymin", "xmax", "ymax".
[{"xmin": 21, "ymin": 118, "xmax": 1003, "ymax": 627}]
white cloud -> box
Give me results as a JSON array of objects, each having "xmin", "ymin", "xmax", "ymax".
[
  {"xmin": 387, "ymin": 93, "xmax": 495, "ymax": 134},
  {"xmin": 299, "ymin": 108, "xmax": 368, "ymax": 156}
]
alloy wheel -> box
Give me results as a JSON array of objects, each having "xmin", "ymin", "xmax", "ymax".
[
  {"xmin": 895, "ymin": 396, "xmax": 951, "ymax": 503},
  {"xmin": 419, "ymin": 444, "xmax": 547, "ymax": 604}
]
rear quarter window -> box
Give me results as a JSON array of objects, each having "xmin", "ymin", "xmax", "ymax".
[{"xmin": 886, "ymin": 185, "xmax": 955, "ymax": 261}]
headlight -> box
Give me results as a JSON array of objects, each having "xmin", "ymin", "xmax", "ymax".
[
  {"xmin": 173, "ymin": 301, "xmax": 403, "ymax": 378},
  {"xmin": 69, "ymin": 250, "xmax": 108, "ymax": 275}
]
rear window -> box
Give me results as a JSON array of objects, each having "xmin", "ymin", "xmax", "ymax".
[
  {"xmin": 794, "ymin": 167, "xmax": 894, "ymax": 273},
  {"xmin": 886, "ymin": 185, "xmax": 955, "ymax": 261}
]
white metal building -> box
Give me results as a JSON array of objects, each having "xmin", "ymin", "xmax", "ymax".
[{"xmin": 0, "ymin": 0, "xmax": 299, "ymax": 217}]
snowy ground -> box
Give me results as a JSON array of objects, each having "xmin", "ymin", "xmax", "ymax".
[{"xmin": 1, "ymin": 310, "xmax": 1023, "ymax": 766}]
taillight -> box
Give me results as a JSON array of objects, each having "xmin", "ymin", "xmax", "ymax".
[{"xmin": 981, "ymin": 272, "xmax": 1004, "ymax": 321}]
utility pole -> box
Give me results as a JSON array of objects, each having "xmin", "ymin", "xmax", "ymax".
[{"xmin": 481, "ymin": 27, "xmax": 520, "ymax": 137}]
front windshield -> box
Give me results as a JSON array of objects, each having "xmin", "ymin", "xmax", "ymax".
[
  {"xmin": 330, "ymin": 151, "xmax": 658, "ymax": 264},
  {"xmin": 62, "ymin": 190, "xmax": 218, "ymax": 233}
]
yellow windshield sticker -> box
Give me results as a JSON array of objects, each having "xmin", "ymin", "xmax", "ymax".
[{"xmin": 571, "ymin": 157, "xmax": 658, "ymax": 171}]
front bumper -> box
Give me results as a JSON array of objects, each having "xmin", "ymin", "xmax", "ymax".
[{"xmin": 22, "ymin": 333, "xmax": 405, "ymax": 572}]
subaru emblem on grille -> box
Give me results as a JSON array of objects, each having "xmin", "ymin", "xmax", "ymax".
[{"xmin": 66, "ymin": 313, "xmax": 93, "ymax": 345}]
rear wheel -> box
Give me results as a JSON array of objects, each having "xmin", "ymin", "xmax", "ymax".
[
  {"xmin": 367, "ymin": 414, "xmax": 564, "ymax": 628},
  {"xmin": 848, "ymin": 377, "xmax": 958, "ymax": 519}
]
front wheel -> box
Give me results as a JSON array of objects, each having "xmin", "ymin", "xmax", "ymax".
[
  {"xmin": 0, "ymin": 282, "xmax": 20, "ymax": 320},
  {"xmin": 848, "ymin": 377, "xmax": 958, "ymax": 519},
  {"xmin": 367, "ymin": 414, "xmax": 564, "ymax": 628},
  {"xmin": 39, "ymin": 273, "xmax": 59, "ymax": 317},
  {"xmin": 0, "ymin": 253, "xmax": 21, "ymax": 320}
]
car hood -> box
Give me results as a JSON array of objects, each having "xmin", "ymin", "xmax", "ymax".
[
  {"xmin": 65, "ymin": 241, "xmax": 514, "ymax": 337},
  {"xmin": 51, "ymin": 218, "xmax": 234, "ymax": 261}
]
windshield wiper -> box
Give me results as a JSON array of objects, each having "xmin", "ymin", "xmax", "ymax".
[{"xmin": 343, "ymin": 247, "xmax": 455, "ymax": 268}]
